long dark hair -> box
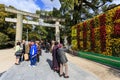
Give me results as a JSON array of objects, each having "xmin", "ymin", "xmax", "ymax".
[
  {"xmin": 55, "ymin": 41, "xmax": 58, "ymax": 45},
  {"xmin": 17, "ymin": 42, "xmax": 21, "ymax": 45}
]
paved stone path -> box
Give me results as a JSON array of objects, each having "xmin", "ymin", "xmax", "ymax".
[
  {"xmin": 0, "ymin": 48, "xmax": 15, "ymax": 74},
  {"xmin": 0, "ymin": 50, "xmax": 99, "ymax": 80}
]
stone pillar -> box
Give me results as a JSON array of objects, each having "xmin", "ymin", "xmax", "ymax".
[
  {"xmin": 15, "ymin": 14, "xmax": 23, "ymax": 43},
  {"xmin": 64, "ymin": 36, "xmax": 68, "ymax": 48},
  {"xmin": 55, "ymin": 21, "xmax": 60, "ymax": 43}
]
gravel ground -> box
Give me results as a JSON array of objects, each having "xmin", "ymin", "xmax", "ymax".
[
  {"xmin": 0, "ymin": 49, "xmax": 120, "ymax": 80},
  {"xmin": 0, "ymin": 48, "xmax": 15, "ymax": 76},
  {"xmin": 66, "ymin": 53, "xmax": 120, "ymax": 80}
]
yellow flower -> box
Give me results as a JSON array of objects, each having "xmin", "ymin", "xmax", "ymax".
[
  {"xmin": 71, "ymin": 26, "xmax": 77, "ymax": 37},
  {"xmin": 114, "ymin": 19, "xmax": 120, "ymax": 23},
  {"xmin": 71, "ymin": 5, "xmax": 120, "ymax": 56}
]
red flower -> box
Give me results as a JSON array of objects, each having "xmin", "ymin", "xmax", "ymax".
[
  {"xmin": 77, "ymin": 25, "xmax": 80, "ymax": 49},
  {"xmin": 99, "ymin": 14, "xmax": 106, "ymax": 52},
  {"xmin": 113, "ymin": 9, "xmax": 120, "ymax": 37},
  {"xmin": 83, "ymin": 22, "xmax": 87, "ymax": 49},
  {"xmin": 90, "ymin": 20, "xmax": 95, "ymax": 51}
]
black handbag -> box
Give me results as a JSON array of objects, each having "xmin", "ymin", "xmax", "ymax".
[{"xmin": 15, "ymin": 50, "xmax": 22, "ymax": 56}]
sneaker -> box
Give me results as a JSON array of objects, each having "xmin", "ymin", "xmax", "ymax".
[
  {"xmin": 29, "ymin": 65, "xmax": 32, "ymax": 67},
  {"xmin": 32, "ymin": 65, "xmax": 36, "ymax": 67}
]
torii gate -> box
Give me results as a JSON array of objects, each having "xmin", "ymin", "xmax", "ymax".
[{"xmin": 5, "ymin": 6, "xmax": 63, "ymax": 43}]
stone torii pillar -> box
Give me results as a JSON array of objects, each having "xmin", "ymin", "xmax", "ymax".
[
  {"xmin": 43, "ymin": 17, "xmax": 65, "ymax": 43},
  {"xmin": 16, "ymin": 14, "xmax": 23, "ymax": 42},
  {"xmin": 55, "ymin": 21, "xmax": 60, "ymax": 43}
]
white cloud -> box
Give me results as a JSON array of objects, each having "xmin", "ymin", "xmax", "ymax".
[
  {"xmin": 111, "ymin": 0, "xmax": 120, "ymax": 4},
  {"xmin": 41, "ymin": 0, "xmax": 61, "ymax": 11},
  {"xmin": 0, "ymin": 0, "xmax": 40, "ymax": 13}
]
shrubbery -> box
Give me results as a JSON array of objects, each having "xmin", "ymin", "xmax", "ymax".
[{"xmin": 0, "ymin": 32, "xmax": 14, "ymax": 49}]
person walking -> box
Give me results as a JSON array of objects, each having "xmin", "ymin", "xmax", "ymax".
[
  {"xmin": 36, "ymin": 41, "xmax": 41, "ymax": 62},
  {"xmin": 29, "ymin": 40, "xmax": 38, "ymax": 67},
  {"xmin": 24, "ymin": 41, "xmax": 30, "ymax": 61},
  {"xmin": 20, "ymin": 40, "xmax": 26, "ymax": 61},
  {"xmin": 15, "ymin": 42, "xmax": 22, "ymax": 65},
  {"xmin": 45, "ymin": 40, "xmax": 50, "ymax": 53},
  {"xmin": 50, "ymin": 40, "xmax": 55, "ymax": 53},
  {"xmin": 52, "ymin": 41, "xmax": 60, "ymax": 72},
  {"xmin": 57, "ymin": 44, "xmax": 69, "ymax": 78}
]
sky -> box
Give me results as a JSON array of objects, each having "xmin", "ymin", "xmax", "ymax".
[
  {"xmin": 0, "ymin": 0, "xmax": 120, "ymax": 13},
  {"xmin": 0, "ymin": 0, "xmax": 61, "ymax": 13}
]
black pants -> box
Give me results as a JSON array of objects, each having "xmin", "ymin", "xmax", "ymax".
[
  {"xmin": 36, "ymin": 54, "xmax": 40, "ymax": 62},
  {"xmin": 19, "ymin": 53, "xmax": 24, "ymax": 62}
]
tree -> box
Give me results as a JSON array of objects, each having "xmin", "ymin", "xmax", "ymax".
[
  {"xmin": 57, "ymin": 0, "xmax": 115, "ymax": 44},
  {"xmin": 0, "ymin": 32, "xmax": 9, "ymax": 43},
  {"xmin": 0, "ymin": 4, "xmax": 16, "ymax": 41},
  {"xmin": 59, "ymin": 0, "xmax": 113, "ymax": 25}
]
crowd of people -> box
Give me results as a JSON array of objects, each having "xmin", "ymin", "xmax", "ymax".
[
  {"xmin": 15, "ymin": 39, "xmax": 69, "ymax": 78},
  {"xmin": 15, "ymin": 40, "xmax": 42, "ymax": 66}
]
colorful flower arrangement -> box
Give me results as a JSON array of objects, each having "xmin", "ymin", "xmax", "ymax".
[{"xmin": 71, "ymin": 5, "xmax": 120, "ymax": 56}]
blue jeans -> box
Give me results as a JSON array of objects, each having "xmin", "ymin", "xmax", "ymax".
[{"xmin": 30, "ymin": 56, "xmax": 36, "ymax": 66}]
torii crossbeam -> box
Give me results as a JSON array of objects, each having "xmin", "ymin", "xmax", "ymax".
[{"xmin": 5, "ymin": 18, "xmax": 56, "ymax": 27}]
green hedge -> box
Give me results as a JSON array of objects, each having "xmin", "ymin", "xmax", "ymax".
[{"xmin": 78, "ymin": 51, "xmax": 120, "ymax": 69}]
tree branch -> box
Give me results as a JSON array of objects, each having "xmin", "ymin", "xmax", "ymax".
[
  {"xmin": 83, "ymin": 0, "xmax": 106, "ymax": 8},
  {"xmin": 83, "ymin": 0, "xmax": 97, "ymax": 9}
]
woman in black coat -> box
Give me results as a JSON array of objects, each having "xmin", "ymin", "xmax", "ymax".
[{"xmin": 52, "ymin": 41, "xmax": 60, "ymax": 72}]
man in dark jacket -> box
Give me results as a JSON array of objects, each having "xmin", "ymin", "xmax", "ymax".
[{"xmin": 57, "ymin": 44, "xmax": 69, "ymax": 78}]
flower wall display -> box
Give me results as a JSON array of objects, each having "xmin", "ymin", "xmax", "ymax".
[
  {"xmin": 99, "ymin": 14, "xmax": 106, "ymax": 52},
  {"xmin": 113, "ymin": 9, "xmax": 120, "ymax": 38},
  {"xmin": 77, "ymin": 24, "xmax": 80, "ymax": 49},
  {"xmin": 89, "ymin": 20, "xmax": 95, "ymax": 51},
  {"xmin": 83, "ymin": 22, "xmax": 87, "ymax": 50},
  {"xmin": 71, "ymin": 6, "xmax": 120, "ymax": 56}
]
